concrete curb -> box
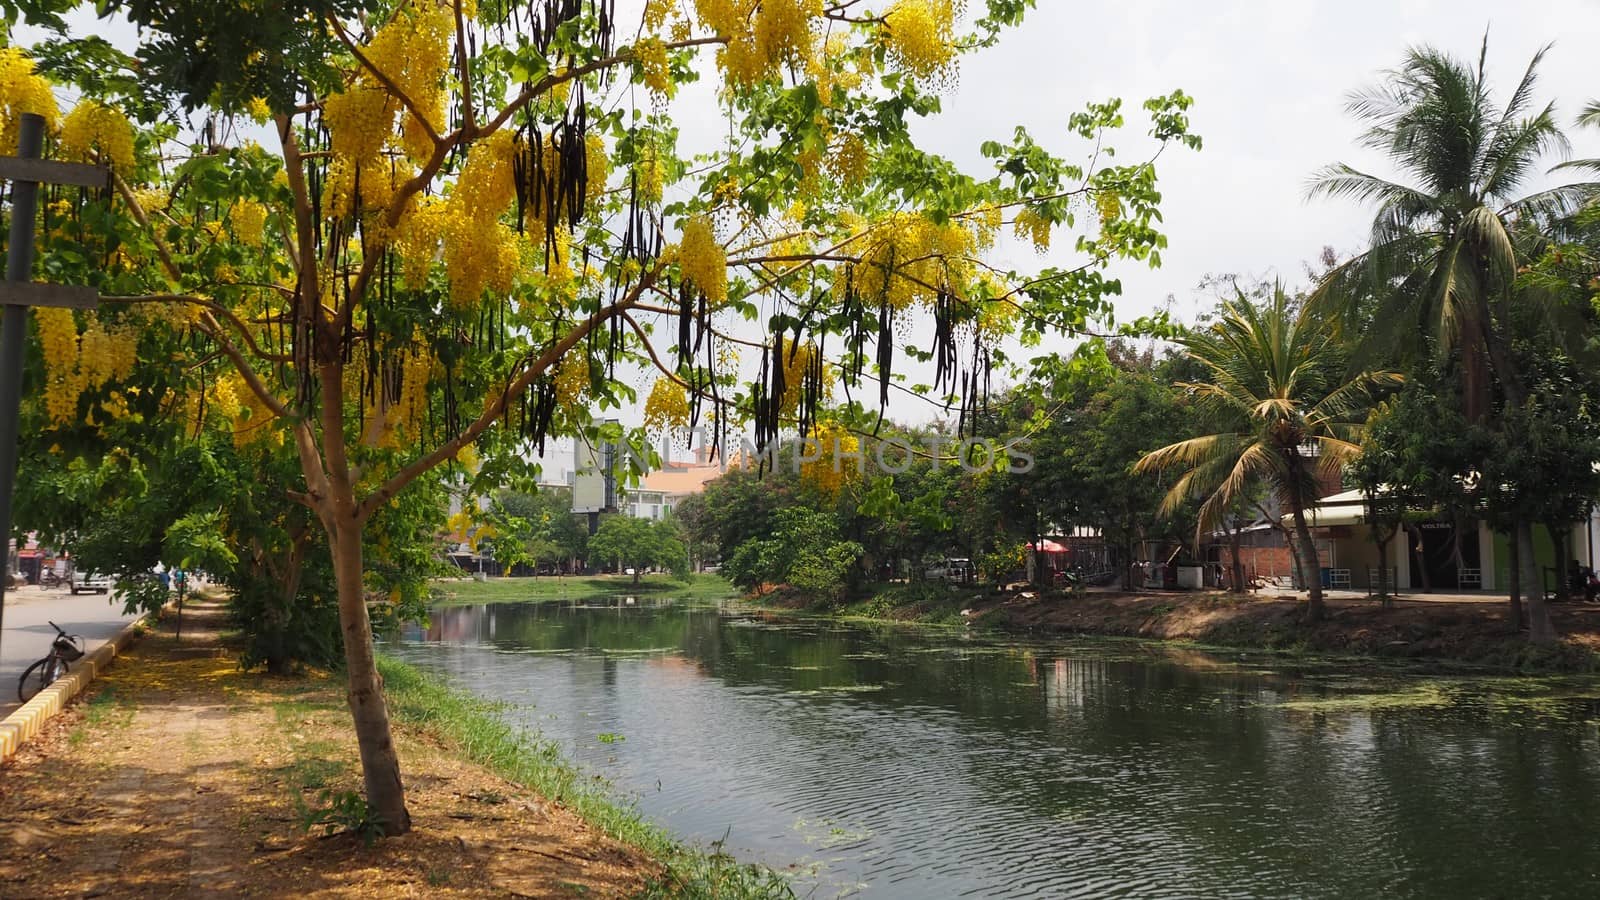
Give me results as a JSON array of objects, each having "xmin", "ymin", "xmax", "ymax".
[{"xmin": 0, "ymin": 613, "xmax": 149, "ymax": 763}]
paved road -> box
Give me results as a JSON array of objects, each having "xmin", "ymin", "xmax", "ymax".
[{"xmin": 0, "ymin": 585, "xmax": 140, "ymax": 717}]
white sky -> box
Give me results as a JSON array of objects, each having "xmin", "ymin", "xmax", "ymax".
[{"xmin": 21, "ymin": 2, "xmax": 1600, "ymax": 469}]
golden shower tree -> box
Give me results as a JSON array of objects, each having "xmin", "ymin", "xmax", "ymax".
[{"xmin": 13, "ymin": 0, "xmax": 1197, "ymax": 833}]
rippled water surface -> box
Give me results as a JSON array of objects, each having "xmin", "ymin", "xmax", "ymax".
[{"xmin": 389, "ymin": 597, "xmax": 1600, "ymax": 898}]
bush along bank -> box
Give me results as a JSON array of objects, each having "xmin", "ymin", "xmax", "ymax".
[
  {"xmin": 376, "ymin": 656, "xmax": 795, "ymax": 898},
  {"xmin": 756, "ymin": 583, "xmax": 1600, "ymax": 674}
]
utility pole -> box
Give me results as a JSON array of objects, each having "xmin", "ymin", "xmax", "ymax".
[{"xmin": 0, "ymin": 112, "xmax": 107, "ymax": 663}]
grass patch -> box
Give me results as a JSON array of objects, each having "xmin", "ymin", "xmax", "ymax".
[
  {"xmin": 376, "ymin": 654, "xmax": 793, "ymax": 899},
  {"xmin": 433, "ymin": 574, "xmax": 737, "ymax": 606},
  {"xmin": 68, "ymin": 685, "xmax": 136, "ymax": 747},
  {"xmin": 831, "ymin": 581, "xmax": 972, "ymax": 626}
]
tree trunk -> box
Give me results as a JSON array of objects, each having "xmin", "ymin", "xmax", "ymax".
[
  {"xmin": 1375, "ymin": 526, "xmax": 1393, "ymax": 609},
  {"xmin": 1506, "ymin": 528, "xmax": 1524, "ymax": 629},
  {"xmin": 1290, "ymin": 501, "xmax": 1324, "ymax": 622},
  {"xmin": 1228, "ymin": 527, "xmax": 1245, "ymax": 595},
  {"xmin": 1551, "ymin": 524, "xmax": 1571, "ymax": 605},
  {"xmin": 1518, "ymin": 522, "xmax": 1556, "ymax": 642},
  {"xmin": 330, "ymin": 518, "xmax": 412, "ymax": 834},
  {"xmin": 1404, "ymin": 523, "xmax": 1433, "ymax": 593}
]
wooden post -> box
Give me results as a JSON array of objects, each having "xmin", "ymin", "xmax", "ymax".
[{"xmin": 0, "ymin": 112, "xmax": 106, "ymax": 663}]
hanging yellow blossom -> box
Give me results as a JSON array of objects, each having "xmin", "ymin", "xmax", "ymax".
[
  {"xmin": 678, "ymin": 215, "xmax": 728, "ymax": 307},
  {"xmin": 635, "ymin": 37, "xmax": 674, "ymax": 97},
  {"xmin": 1013, "ymin": 206, "xmax": 1050, "ymax": 253},
  {"xmin": 230, "ymin": 200, "xmax": 268, "ymax": 246},
  {"xmin": 60, "ymin": 101, "xmax": 136, "ymax": 171},
  {"xmin": 643, "ymin": 377, "xmax": 691, "ymax": 434},
  {"xmin": 800, "ymin": 420, "xmax": 860, "ymax": 496},
  {"xmin": 883, "ymin": 0, "xmax": 959, "ymax": 87},
  {"xmin": 0, "ymin": 47, "xmax": 59, "ymax": 155}
]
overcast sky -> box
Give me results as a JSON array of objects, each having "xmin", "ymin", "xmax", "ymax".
[
  {"xmin": 23, "ymin": 3, "xmax": 1600, "ymax": 467},
  {"xmin": 930, "ymin": 1, "xmax": 1600, "ymax": 325}
]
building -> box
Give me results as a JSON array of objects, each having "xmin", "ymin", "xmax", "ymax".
[
  {"xmin": 621, "ymin": 449, "xmax": 727, "ymax": 520},
  {"xmin": 1292, "ymin": 488, "xmax": 1600, "ymax": 593}
]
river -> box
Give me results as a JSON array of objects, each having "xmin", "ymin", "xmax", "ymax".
[{"xmin": 388, "ymin": 596, "xmax": 1600, "ymax": 898}]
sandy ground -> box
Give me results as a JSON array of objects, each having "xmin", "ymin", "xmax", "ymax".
[{"xmin": 0, "ymin": 600, "xmax": 657, "ymax": 898}]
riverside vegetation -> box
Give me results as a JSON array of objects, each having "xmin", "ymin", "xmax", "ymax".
[{"xmin": 4, "ymin": 0, "xmax": 1600, "ymax": 883}]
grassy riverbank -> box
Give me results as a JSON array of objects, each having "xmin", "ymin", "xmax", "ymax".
[
  {"xmin": 378, "ymin": 656, "xmax": 792, "ymax": 898},
  {"xmin": 434, "ymin": 573, "xmax": 737, "ymax": 605},
  {"xmin": 767, "ymin": 582, "xmax": 1600, "ymax": 673},
  {"xmin": 0, "ymin": 597, "xmax": 789, "ymax": 898}
]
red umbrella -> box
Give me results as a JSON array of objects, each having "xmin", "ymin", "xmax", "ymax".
[{"xmin": 1028, "ymin": 539, "xmax": 1068, "ymax": 553}]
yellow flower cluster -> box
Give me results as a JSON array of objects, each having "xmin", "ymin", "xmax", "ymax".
[
  {"xmin": 378, "ymin": 334, "xmax": 432, "ymax": 448},
  {"xmin": 1096, "ymin": 190, "xmax": 1121, "ymax": 229},
  {"xmin": 636, "ymin": 147, "xmax": 666, "ymax": 203},
  {"xmin": 883, "ymin": 0, "xmax": 959, "ymax": 87},
  {"xmin": 320, "ymin": 0, "xmax": 453, "ymax": 230},
  {"xmin": 0, "ymin": 48, "xmax": 59, "ymax": 155},
  {"xmin": 643, "ymin": 377, "xmax": 691, "ymax": 434},
  {"xmin": 800, "ymin": 420, "xmax": 859, "ymax": 495},
  {"xmin": 60, "ymin": 101, "xmax": 136, "ymax": 171},
  {"xmin": 246, "ymin": 97, "xmax": 272, "ymax": 124},
  {"xmin": 364, "ymin": 0, "xmax": 453, "ymax": 162},
  {"xmin": 230, "ymin": 200, "xmax": 268, "ymax": 246},
  {"xmin": 554, "ymin": 353, "xmax": 589, "ymax": 406},
  {"xmin": 848, "ymin": 211, "xmax": 983, "ymax": 310},
  {"xmin": 76, "ymin": 314, "xmax": 139, "ymax": 391},
  {"xmin": 1013, "ymin": 206, "xmax": 1050, "ymax": 253},
  {"xmin": 779, "ymin": 340, "xmax": 828, "ymax": 415},
  {"xmin": 324, "ymin": 84, "xmax": 393, "ymax": 162},
  {"xmin": 35, "ymin": 310, "xmax": 141, "ymax": 426},
  {"xmin": 697, "ymin": 0, "xmax": 823, "ymax": 87},
  {"xmin": 233, "ymin": 375, "xmax": 284, "ymax": 450},
  {"xmin": 753, "ymin": 0, "xmax": 822, "ymax": 70},
  {"xmin": 209, "ymin": 376, "xmax": 243, "ymax": 425},
  {"xmin": 431, "ymin": 130, "xmax": 521, "ymax": 307},
  {"xmin": 635, "ymin": 37, "xmax": 674, "ymax": 97},
  {"xmin": 644, "ymin": 0, "xmax": 676, "ymax": 31},
  {"xmin": 396, "ymin": 195, "xmax": 448, "ymax": 288},
  {"xmin": 678, "ymin": 215, "xmax": 728, "ymax": 307},
  {"xmin": 454, "ymin": 442, "xmax": 482, "ymax": 475},
  {"xmin": 805, "ymin": 35, "xmax": 868, "ymax": 105},
  {"xmin": 36, "ymin": 308, "xmax": 82, "ymax": 425},
  {"xmin": 826, "ymin": 131, "xmax": 869, "ymax": 188}
]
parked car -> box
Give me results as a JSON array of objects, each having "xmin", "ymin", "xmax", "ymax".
[
  {"xmin": 924, "ymin": 558, "xmax": 974, "ymax": 583},
  {"xmin": 69, "ymin": 570, "xmax": 111, "ymax": 594}
]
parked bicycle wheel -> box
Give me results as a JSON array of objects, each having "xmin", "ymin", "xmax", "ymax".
[{"xmin": 18, "ymin": 658, "xmax": 53, "ymax": 703}]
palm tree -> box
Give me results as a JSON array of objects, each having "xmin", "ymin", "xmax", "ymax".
[
  {"xmin": 1306, "ymin": 38, "xmax": 1582, "ymax": 418},
  {"xmin": 1308, "ymin": 38, "xmax": 1598, "ymax": 638},
  {"xmin": 1137, "ymin": 287, "xmax": 1400, "ymax": 623}
]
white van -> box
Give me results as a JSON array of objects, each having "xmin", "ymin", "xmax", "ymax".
[{"xmin": 69, "ymin": 570, "xmax": 111, "ymax": 594}]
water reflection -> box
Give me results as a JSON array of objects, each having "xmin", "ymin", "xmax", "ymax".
[{"xmin": 389, "ymin": 600, "xmax": 1600, "ymax": 899}]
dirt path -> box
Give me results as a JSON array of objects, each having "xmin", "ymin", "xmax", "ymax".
[{"xmin": 0, "ymin": 599, "xmax": 656, "ymax": 898}]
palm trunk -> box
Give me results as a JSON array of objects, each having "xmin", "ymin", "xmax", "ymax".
[
  {"xmin": 330, "ymin": 518, "xmax": 412, "ymax": 833},
  {"xmin": 1518, "ymin": 522, "xmax": 1555, "ymax": 642},
  {"xmin": 1290, "ymin": 500, "xmax": 1325, "ymax": 622}
]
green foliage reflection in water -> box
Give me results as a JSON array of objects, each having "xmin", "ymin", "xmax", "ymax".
[
  {"xmin": 375, "ymin": 656, "xmax": 793, "ymax": 899},
  {"xmin": 434, "ymin": 574, "xmax": 737, "ymax": 606}
]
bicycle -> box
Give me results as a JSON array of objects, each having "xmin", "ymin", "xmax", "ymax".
[{"xmin": 17, "ymin": 621, "xmax": 85, "ymax": 703}]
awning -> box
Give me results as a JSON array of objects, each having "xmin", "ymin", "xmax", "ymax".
[
  {"xmin": 1285, "ymin": 503, "xmax": 1366, "ymax": 528},
  {"xmin": 1028, "ymin": 539, "xmax": 1069, "ymax": 553}
]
